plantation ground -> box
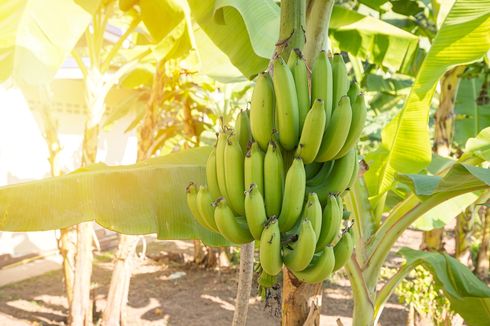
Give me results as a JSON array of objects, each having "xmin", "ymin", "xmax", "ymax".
[{"xmin": 0, "ymin": 228, "xmax": 446, "ymax": 326}]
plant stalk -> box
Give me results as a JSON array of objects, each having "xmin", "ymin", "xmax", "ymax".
[
  {"xmin": 365, "ymin": 187, "xmax": 489, "ymax": 289},
  {"xmin": 345, "ymin": 258, "xmax": 374, "ymax": 326},
  {"xmin": 269, "ymin": 0, "xmax": 305, "ymax": 70},
  {"xmin": 232, "ymin": 242, "xmax": 255, "ymax": 326},
  {"xmin": 304, "ymin": 0, "xmax": 335, "ymax": 65}
]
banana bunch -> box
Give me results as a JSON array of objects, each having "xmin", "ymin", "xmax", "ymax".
[{"xmin": 186, "ymin": 49, "xmax": 366, "ymax": 285}]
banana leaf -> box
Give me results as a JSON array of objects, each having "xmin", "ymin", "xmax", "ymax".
[
  {"xmin": 0, "ymin": 147, "xmax": 229, "ymax": 247},
  {"xmin": 398, "ymin": 248, "xmax": 490, "ymax": 326},
  {"xmin": 365, "ymin": 0, "xmax": 490, "ymax": 201},
  {"xmin": 330, "ymin": 6, "xmax": 419, "ymax": 72},
  {"xmin": 454, "ymin": 77, "xmax": 490, "ymax": 149},
  {"xmin": 0, "ymin": 0, "xmax": 101, "ymax": 84}
]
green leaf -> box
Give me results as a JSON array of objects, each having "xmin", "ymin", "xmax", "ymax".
[
  {"xmin": 359, "ymin": 0, "xmax": 390, "ymax": 10},
  {"xmin": 0, "ymin": 147, "xmax": 229, "ymax": 246},
  {"xmin": 0, "ymin": 0, "xmax": 101, "ymax": 84},
  {"xmin": 454, "ymin": 77, "xmax": 490, "ymax": 148},
  {"xmin": 363, "ymin": 73, "xmax": 413, "ymax": 95},
  {"xmin": 399, "ymin": 248, "xmax": 490, "ymax": 326},
  {"xmin": 330, "ymin": 5, "xmax": 419, "ymax": 72},
  {"xmin": 435, "ymin": 163, "xmax": 490, "ymax": 193},
  {"xmin": 427, "ymin": 153, "xmax": 455, "ymax": 175},
  {"xmin": 412, "ymin": 192, "xmax": 479, "ymax": 230},
  {"xmin": 390, "ymin": 0, "xmax": 425, "ymax": 16},
  {"xmin": 366, "ymin": 0, "xmax": 490, "ymax": 200},
  {"xmin": 460, "ymin": 126, "xmax": 490, "ymax": 162},
  {"xmin": 397, "ymin": 174, "xmax": 441, "ymax": 196},
  {"xmin": 188, "ymin": 0, "xmax": 279, "ymax": 79}
]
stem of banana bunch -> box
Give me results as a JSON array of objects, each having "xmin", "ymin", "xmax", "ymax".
[
  {"xmin": 304, "ymin": 0, "xmax": 335, "ymax": 66},
  {"xmin": 268, "ymin": 0, "xmax": 305, "ymax": 71}
]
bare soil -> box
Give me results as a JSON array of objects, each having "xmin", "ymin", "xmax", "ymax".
[{"xmin": 0, "ymin": 230, "xmax": 429, "ymax": 326}]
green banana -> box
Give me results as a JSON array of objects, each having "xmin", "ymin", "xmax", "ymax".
[
  {"xmin": 206, "ymin": 147, "xmax": 221, "ymax": 200},
  {"xmin": 213, "ymin": 197, "xmax": 253, "ymax": 244},
  {"xmin": 306, "ymin": 161, "xmax": 334, "ymax": 187},
  {"xmin": 264, "ymin": 141, "xmax": 285, "ymax": 217},
  {"xmin": 250, "ymin": 72, "xmax": 275, "ymax": 151},
  {"xmin": 305, "ymin": 162, "xmax": 323, "ymax": 179},
  {"xmin": 236, "ymin": 110, "xmax": 252, "ymax": 153},
  {"xmin": 324, "ymin": 149, "xmax": 356, "ymax": 193},
  {"xmin": 278, "ymin": 157, "xmax": 306, "ymax": 232},
  {"xmin": 303, "ymin": 193, "xmax": 322, "ymax": 241},
  {"xmin": 186, "ymin": 182, "xmax": 215, "ymax": 232},
  {"xmin": 316, "ymin": 96, "xmax": 352, "ymax": 162},
  {"xmin": 336, "ymin": 194, "xmax": 344, "ymax": 216},
  {"xmin": 296, "ymin": 99, "xmax": 326, "ymax": 164},
  {"xmin": 288, "ymin": 48, "xmax": 310, "ymax": 132},
  {"xmin": 244, "ymin": 142, "xmax": 264, "ymax": 195},
  {"xmin": 331, "ymin": 54, "xmax": 350, "ymax": 113},
  {"xmin": 224, "ymin": 132, "xmax": 245, "ymax": 215},
  {"xmin": 284, "ymin": 219, "xmax": 317, "ymax": 272},
  {"xmin": 316, "ymin": 194, "xmax": 342, "ymax": 251},
  {"xmin": 196, "ymin": 185, "xmax": 219, "ymax": 232},
  {"xmin": 334, "ymin": 94, "xmax": 367, "ymax": 159},
  {"xmin": 216, "ymin": 131, "xmax": 229, "ymax": 201},
  {"xmin": 347, "ymin": 81, "xmax": 360, "ymax": 105},
  {"xmin": 333, "ymin": 231, "xmax": 354, "ymax": 272},
  {"xmin": 260, "ymin": 218, "xmax": 283, "ymax": 276},
  {"xmin": 273, "ymin": 57, "xmax": 300, "ymax": 151},
  {"xmin": 346, "ymin": 151, "xmax": 359, "ymax": 190},
  {"xmin": 292, "ymin": 246, "xmax": 335, "ymax": 284},
  {"xmin": 308, "ymin": 149, "xmax": 356, "ymax": 205},
  {"xmin": 311, "ymin": 51, "xmax": 333, "ymax": 125},
  {"xmin": 244, "ymin": 184, "xmax": 267, "ymax": 240}
]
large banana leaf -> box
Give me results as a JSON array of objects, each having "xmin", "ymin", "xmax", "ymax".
[
  {"xmin": 329, "ymin": 6, "xmax": 419, "ymax": 72},
  {"xmin": 0, "ymin": 147, "xmax": 229, "ymax": 247},
  {"xmin": 454, "ymin": 76, "xmax": 490, "ymax": 148},
  {"xmin": 365, "ymin": 0, "xmax": 490, "ymax": 200},
  {"xmin": 0, "ymin": 0, "xmax": 101, "ymax": 84},
  {"xmin": 187, "ymin": 0, "xmax": 278, "ymax": 80},
  {"xmin": 399, "ymin": 248, "xmax": 490, "ymax": 326}
]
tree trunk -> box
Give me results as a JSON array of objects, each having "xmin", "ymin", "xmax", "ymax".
[
  {"xmin": 421, "ymin": 228, "xmax": 445, "ymax": 251},
  {"xmin": 476, "ymin": 205, "xmax": 489, "ymax": 278},
  {"xmin": 281, "ymin": 268, "xmax": 323, "ymax": 326},
  {"xmin": 71, "ymin": 221, "xmax": 95, "ymax": 326},
  {"xmin": 455, "ymin": 206, "xmax": 474, "ymax": 264},
  {"xmin": 423, "ymin": 65, "xmax": 466, "ymax": 252},
  {"xmin": 232, "ymin": 242, "xmax": 254, "ymax": 326},
  {"xmin": 102, "ymin": 235, "xmax": 140, "ymax": 325},
  {"xmin": 59, "ymin": 227, "xmax": 77, "ymax": 306}
]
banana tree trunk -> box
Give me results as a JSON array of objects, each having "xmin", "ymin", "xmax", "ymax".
[
  {"xmin": 476, "ymin": 205, "xmax": 489, "ymax": 278},
  {"xmin": 281, "ymin": 268, "xmax": 323, "ymax": 326},
  {"xmin": 455, "ymin": 207, "xmax": 474, "ymax": 263},
  {"xmin": 232, "ymin": 242, "xmax": 255, "ymax": 326},
  {"xmin": 421, "ymin": 228, "xmax": 445, "ymax": 251},
  {"xmin": 59, "ymin": 227, "xmax": 77, "ymax": 306},
  {"xmin": 71, "ymin": 221, "xmax": 95, "ymax": 326},
  {"xmin": 102, "ymin": 235, "xmax": 140, "ymax": 325},
  {"xmin": 423, "ymin": 65, "xmax": 466, "ymax": 252}
]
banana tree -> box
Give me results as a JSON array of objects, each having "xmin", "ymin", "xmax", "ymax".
[{"xmin": 2, "ymin": 0, "xmax": 489, "ymax": 326}]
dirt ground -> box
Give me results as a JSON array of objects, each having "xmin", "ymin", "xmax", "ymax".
[{"xmin": 0, "ymin": 229, "xmax": 430, "ymax": 326}]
